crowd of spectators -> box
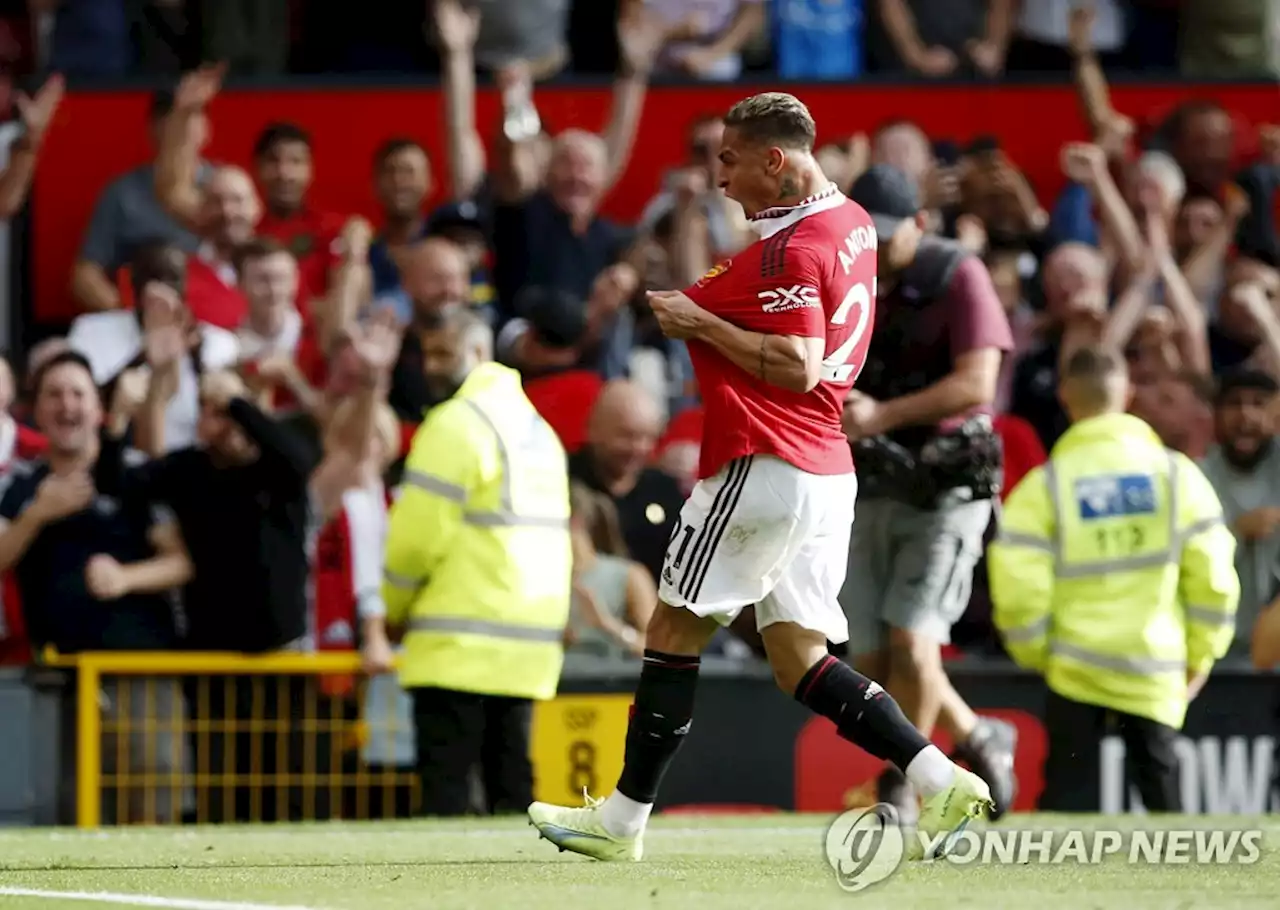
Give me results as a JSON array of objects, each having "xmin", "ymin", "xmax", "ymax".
[
  {"xmin": 0, "ymin": 0, "xmax": 1273, "ymax": 83},
  {"xmin": 0, "ymin": 0, "xmax": 1275, "ymax": 818}
]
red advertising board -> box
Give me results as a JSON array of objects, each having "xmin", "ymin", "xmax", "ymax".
[
  {"xmin": 29, "ymin": 81, "xmax": 1280, "ymax": 323},
  {"xmin": 793, "ymin": 707, "xmax": 1049, "ymax": 812}
]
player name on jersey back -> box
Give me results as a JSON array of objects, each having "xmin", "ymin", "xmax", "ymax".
[{"xmin": 683, "ymin": 192, "xmax": 878, "ymax": 481}]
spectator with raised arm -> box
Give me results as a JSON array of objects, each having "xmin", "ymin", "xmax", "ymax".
[
  {"xmin": 434, "ymin": 0, "xmax": 486, "ymax": 203},
  {"xmin": 1059, "ymin": 142, "xmax": 1146, "ymax": 283},
  {"xmin": 0, "ymin": 74, "xmax": 61, "ymax": 221},
  {"xmin": 72, "ymin": 88, "xmax": 210, "ymax": 314},
  {"xmin": 490, "ymin": 22, "xmax": 661, "ymax": 381},
  {"xmin": 1099, "ymin": 185, "xmax": 1211, "ymax": 377},
  {"xmin": 154, "ymin": 155, "xmax": 261, "ymax": 331},
  {"xmin": 154, "ymin": 63, "xmax": 360, "ymax": 317},
  {"xmin": 68, "ymin": 243, "xmax": 240, "ymax": 455},
  {"xmin": 1007, "ymin": 0, "xmax": 1127, "ymax": 73},
  {"xmin": 96, "ymin": 363, "xmax": 315, "ymax": 653}
]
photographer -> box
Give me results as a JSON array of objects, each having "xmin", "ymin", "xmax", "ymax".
[{"xmin": 839, "ymin": 165, "xmax": 1017, "ymax": 819}]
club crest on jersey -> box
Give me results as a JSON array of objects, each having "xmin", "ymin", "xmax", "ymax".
[{"xmin": 697, "ymin": 259, "xmax": 732, "ymax": 286}]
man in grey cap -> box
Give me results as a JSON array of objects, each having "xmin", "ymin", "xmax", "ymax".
[{"xmin": 840, "ymin": 164, "xmax": 1018, "ymax": 819}]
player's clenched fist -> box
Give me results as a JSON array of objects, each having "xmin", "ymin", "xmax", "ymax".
[
  {"xmin": 647, "ymin": 290, "xmax": 707, "ymax": 340},
  {"xmin": 841, "ymin": 390, "xmax": 886, "ymax": 442}
]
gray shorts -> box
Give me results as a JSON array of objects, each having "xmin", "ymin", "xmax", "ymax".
[{"xmin": 840, "ymin": 496, "xmax": 993, "ymax": 655}]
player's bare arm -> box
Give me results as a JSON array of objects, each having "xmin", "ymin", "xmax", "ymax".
[
  {"xmin": 649, "ymin": 289, "xmax": 822, "ymax": 393},
  {"xmin": 643, "ymin": 92, "xmax": 848, "ymax": 396},
  {"xmin": 845, "ymin": 347, "xmax": 1001, "ymax": 439}
]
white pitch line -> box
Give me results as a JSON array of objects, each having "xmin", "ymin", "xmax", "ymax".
[{"xmin": 0, "ymin": 887, "xmax": 328, "ymax": 910}]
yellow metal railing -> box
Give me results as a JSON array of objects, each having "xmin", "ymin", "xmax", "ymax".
[{"xmin": 51, "ymin": 650, "xmax": 634, "ymax": 828}]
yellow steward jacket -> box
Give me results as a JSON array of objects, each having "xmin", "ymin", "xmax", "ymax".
[
  {"xmin": 382, "ymin": 362, "xmax": 572, "ymax": 701},
  {"xmin": 988, "ymin": 412, "xmax": 1239, "ymax": 730}
]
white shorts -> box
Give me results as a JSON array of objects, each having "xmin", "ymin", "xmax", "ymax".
[{"xmin": 658, "ymin": 454, "xmax": 857, "ymax": 644}]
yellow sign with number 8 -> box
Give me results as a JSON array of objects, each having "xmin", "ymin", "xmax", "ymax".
[{"xmin": 531, "ymin": 694, "xmax": 633, "ymax": 804}]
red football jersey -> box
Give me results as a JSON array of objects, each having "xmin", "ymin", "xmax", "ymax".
[
  {"xmin": 683, "ymin": 188, "xmax": 877, "ymax": 480},
  {"xmin": 257, "ymin": 208, "xmax": 346, "ymax": 317}
]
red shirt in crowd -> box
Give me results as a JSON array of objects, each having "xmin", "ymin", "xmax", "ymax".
[
  {"xmin": 185, "ymin": 255, "xmax": 248, "ymax": 330},
  {"xmin": 683, "ymin": 189, "xmax": 874, "ymax": 480},
  {"xmin": 257, "ymin": 208, "xmax": 347, "ymax": 318},
  {"xmin": 0, "ymin": 418, "xmax": 47, "ymax": 665},
  {"xmin": 524, "ymin": 370, "xmax": 604, "ymax": 454},
  {"xmin": 993, "ymin": 413, "xmax": 1047, "ymax": 500},
  {"xmin": 657, "ymin": 406, "xmax": 704, "ymax": 457},
  {"xmin": 310, "ymin": 485, "xmax": 390, "ymax": 695}
]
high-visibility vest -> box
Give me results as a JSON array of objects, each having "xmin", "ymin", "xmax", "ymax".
[
  {"xmin": 382, "ymin": 362, "xmax": 571, "ymax": 701},
  {"xmin": 988, "ymin": 412, "xmax": 1239, "ymax": 730}
]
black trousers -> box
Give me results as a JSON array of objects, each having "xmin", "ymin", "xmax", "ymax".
[
  {"xmin": 1040, "ymin": 689, "xmax": 1182, "ymax": 813},
  {"xmin": 410, "ymin": 687, "xmax": 534, "ymax": 816},
  {"xmin": 187, "ymin": 675, "xmax": 348, "ymax": 823}
]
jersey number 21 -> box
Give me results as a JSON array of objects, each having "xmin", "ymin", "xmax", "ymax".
[{"xmin": 819, "ymin": 279, "xmax": 874, "ymax": 383}]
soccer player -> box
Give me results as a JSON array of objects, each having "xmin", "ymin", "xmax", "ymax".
[{"xmin": 528, "ymin": 93, "xmax": 992, "ymax": 861}]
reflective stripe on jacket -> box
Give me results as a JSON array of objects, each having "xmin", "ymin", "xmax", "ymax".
[
  {"xmin": 988, "ymin": 412, "xmax": 1239, "ymax": 729},
  {"xmin": 382, "ymin": 362, "xmax": 572, "ymax": 700}
]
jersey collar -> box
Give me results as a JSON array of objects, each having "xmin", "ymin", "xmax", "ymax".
[{"xmin": 747, "ymin": 183, "xmax": 845, "ymax": 239}]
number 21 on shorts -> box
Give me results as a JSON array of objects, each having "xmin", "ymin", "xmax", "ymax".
[{"xmin": 820, "ymin": 279, "xmax": 874, "ymax": 383}]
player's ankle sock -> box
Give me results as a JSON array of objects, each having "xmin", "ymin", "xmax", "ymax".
[
  {"xmin": 599, "ymin": 791, "xmax": 653, "ymax": 839},
  {"xmin": 904, "ymin": 745, "xmax": 957, "ymax": 799},
  {"xmin": 795, "ymin": 656, "xmax": 947, "ymax": 791},
  {"xmin": 606, "ymin": 650, "xmax": 700, "ymax": 837}
]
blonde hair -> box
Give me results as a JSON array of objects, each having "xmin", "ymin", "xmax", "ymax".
[
  {"xmin": 326, "ymin": 399, "xmax": 401, "ymax": 466},
  {"xmin": 570, "ymin": 481, "xmax": 628, "ymax": 557}
]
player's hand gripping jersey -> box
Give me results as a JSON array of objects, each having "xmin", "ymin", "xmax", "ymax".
[{"xmin": 683, "ymin": 186, "xmax": 877, "ymax": 480}]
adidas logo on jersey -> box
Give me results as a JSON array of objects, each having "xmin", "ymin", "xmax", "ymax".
[{"xmin": 759, "ymin": 285, "xmax": 820, "ymax": 312}]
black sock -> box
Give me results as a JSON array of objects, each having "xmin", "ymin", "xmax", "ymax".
[
  {"xmin": 795, "ymin": 655, "xmax": 930, "ymax": 772},
  {"xmin": 615, "ymin": 650, "xmax": 700, "ymax": 803}
]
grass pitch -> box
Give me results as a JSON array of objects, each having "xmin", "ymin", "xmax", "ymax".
[{"xmin": 1, "ymin": 813, "xmax": 1278, "ymax": 910}]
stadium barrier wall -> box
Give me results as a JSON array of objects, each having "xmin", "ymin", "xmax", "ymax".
[
  {"xmin": 30, "ymin": 81, "xmax": 1280, "ymax": 323},
  {"xmin": 16, "ymin": 652, "xmax": 1280, "ymax": 828},
  {"xmin": 0, "ymin": 666, "xmax": 67, "ymax": 826}
]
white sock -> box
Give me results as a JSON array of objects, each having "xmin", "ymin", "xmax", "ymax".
[
  {"xmin": 904, "ymin": 745, "xmax": 957, "ymax": 799},
  {"xmin": 599, "ymin": 791, "xmax": 653, "ymax": 838}
]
